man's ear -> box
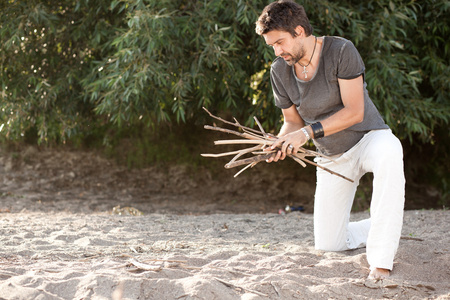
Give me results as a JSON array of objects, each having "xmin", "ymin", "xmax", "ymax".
[{"xmin": 294, "ymin": 25, "xmax": 305, "ymax": 37}]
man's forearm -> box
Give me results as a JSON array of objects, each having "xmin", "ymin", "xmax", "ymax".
[{"xmin": 278, "ymin": 121, "xmax": 304, "ymax": 137}]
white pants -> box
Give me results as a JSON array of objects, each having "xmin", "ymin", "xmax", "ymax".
[{"xmin": 313, "ymin": 129, "xmax": 405, "ymax": 270}]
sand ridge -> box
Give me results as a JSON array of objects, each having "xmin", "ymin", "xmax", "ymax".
[
  {"xmin": 0, "ymin": 148, "xmax": 448, "ymax": 299},
  {"xmin": 0, "ymin": 210, "xmax": 449, "ymax": 299}
]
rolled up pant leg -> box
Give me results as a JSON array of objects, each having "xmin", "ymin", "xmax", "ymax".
[{"xmin": 313, "ymin": 129, "xmax": 405, "ymax": 270}]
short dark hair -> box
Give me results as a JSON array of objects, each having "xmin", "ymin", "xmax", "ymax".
[{"xmin": 255, "ymin": 0, "xmax": 313, "ymax": 37}]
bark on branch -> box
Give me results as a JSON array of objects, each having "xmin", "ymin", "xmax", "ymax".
[{"xmin": 201, "ymin": 107, "xmax": 354, "ymax": 182}]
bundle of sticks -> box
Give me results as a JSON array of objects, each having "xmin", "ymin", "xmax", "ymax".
[{"xmin": 201, "ymin": 107, "xmax": 354, "ymax": 182}]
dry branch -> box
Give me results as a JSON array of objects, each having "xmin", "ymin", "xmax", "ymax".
[
  {"xmin": 202, "ymin": 107, "xmax": 354, "ymax": 182},
  {"xmin": 214, "ymin": 277, "xmax": 269, "ymax": 297},
  {"xmin": 225, "ymin": 153, "xmax": 274, "ymax": 169}
]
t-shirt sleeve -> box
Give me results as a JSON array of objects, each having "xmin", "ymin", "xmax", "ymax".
[
  {"xmin": 270, "ymin": 67, "xmax": 293, "ymax": 109},
  {"xmin": 337, "ymin": 41, "xmax": 365, "ymax": 80}
]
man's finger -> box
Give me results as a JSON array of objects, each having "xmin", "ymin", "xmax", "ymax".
[
  {"xmin": 273, "ymin": 150, "xmax": 282, "ymax": 162},
  {"xmin": 266, "ymin": 152, "xmax": 277, "ymax": 163},
  {"xmin": 281, "ymin": 141, "xmax": 290, "ymax": 154},
  {"xmin": 270, "ymin": 139, "xmax": 283, "ymax": 150},
  {"xmin": 287, "ymin": 144, "xmax": 295, "ymax": 154}
]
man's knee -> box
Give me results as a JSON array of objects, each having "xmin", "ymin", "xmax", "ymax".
[
  {"xmin": 314, "ymin": 235, "xmax": 348, "ymax": 252},
  {"xmin": 374, "ymin": 131, "xmax": 404, "ymax": 161},
  {"xmin": 315, "ymin": 243, "xmax": 346, "ymax": 252}
]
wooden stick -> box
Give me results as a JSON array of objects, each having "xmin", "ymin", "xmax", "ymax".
[
  {"xmin": 294, "ymin": 155, "xmax": 354, "ymax": 182},
  {"xmin": 143, "ymin": 259, "xmax": 188, "ymax": 263},
  {"xmin": 234, "ymin": 162, "xmax": 258, "ymax": 177},
  {"xmin": 204, "ymin": 125, "xmax": 264, "ymax": 141},
  {"xmin": 224, "ymin": 151, "xmax": 352, "ymax": 182},
  {"xmin": 291, "ymin": 155, "xmax": 307, "ymax": 168},
  {"xmin": 201, "ymin": 152, "xmax": 242, "ymax": 158},
  {"xmin": 215, "ymin": 139, "xmax": 272, "ymax": 145},
  {"xmin": 201, "ymin": 145, "xmax": 260, "ymax": 158},
  {"xmin": 214, "ymin": 277, "xmax": 269, "ymax": 297},
  {"xmin": 203, "ymin": 107, "xmax": 263, "ymax": 136},
  {"xmin": 128, "ymin": 259, "xmax": 163, "ymax": 272},
  {"xmin": 253, "ymin": 116, "xmax": 266, "ymax": 135},
  {"xmin": 400, "ymin": 236, "xmax": 424, "ymax": 241},
  {"xmin": 229, "ymin": 145, "xmax": 263, "ymax": 164},
  {"xmin": 202, "ymin": 108, "xmax": 353, "ymax": 181},
  {"xmin": 225, "ymin": 154, "xmax": 273, "ymax": 168}
]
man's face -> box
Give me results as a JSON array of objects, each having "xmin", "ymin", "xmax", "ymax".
[{"xmin": 263, "ymin": 29, "xmax": 305, "ymax": 66}]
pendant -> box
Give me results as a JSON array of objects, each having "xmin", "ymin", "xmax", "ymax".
[{"xmin": 302, "ymin": 66, "xmax": 308, "ymax": 79}]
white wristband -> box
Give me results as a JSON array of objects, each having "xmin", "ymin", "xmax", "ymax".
[{"xmin": 301, "ymin": 127, "xmax": 311, "ymax": 140}]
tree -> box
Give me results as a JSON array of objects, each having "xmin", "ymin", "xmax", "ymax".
[
  {"xmin": 1, "ymin": 0, "xmax": 448, "ymax": 146},
  {"xmin": 0, "ymin": 0, "xmax": 124, "ymax": 142}
]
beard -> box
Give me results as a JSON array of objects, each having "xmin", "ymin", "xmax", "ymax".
[{"xmin": 280, "ymin": 44, "xmax": 306, "ymax": 66}]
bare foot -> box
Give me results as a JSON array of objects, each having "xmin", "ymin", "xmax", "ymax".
[{"xmin": 368, "ymin": 268, "xmax": 390, "ymax": 281}]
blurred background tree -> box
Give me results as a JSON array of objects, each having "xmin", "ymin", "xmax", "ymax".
[
  {"xmin": 0, "ymin": 0, "xmax": 123, "ymax": 143},
  {"xmin": 1, "ymin": 0, "xmax": 448, "ymax": 205}
]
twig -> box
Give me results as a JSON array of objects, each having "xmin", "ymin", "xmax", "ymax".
[
  {"xmin": 204, "ymin": 125, "xmax": 264, "ymax": 141},
  {"xmin": 202, "ymin": 145, "xmax": 262, "ymax": 159},
  {"xmin": 214, "ymin": 277, "xmax": 268, "ymax": 297},
  {"xmin": 202, "ymin": 107, "xmax": 263, "ymax": 136},
  {"xmin": 214, "ymin": 139, "xmax": 272, "ymax": 145},
  {"xmin": 400, "ymin": 236, "xmax": 424, "ymax": 241},
  {"xmin": 179, "ymin": 264, "xmax": 202, "ymax": 270},
  {"xmin": 208, "ymin": 266, "xmax": 253, "ymax": 277},
  {"xmin": 230, "ymin": 145, "xmax": 264, "ymax": 164},
  {"xmin": 253, "ymin": 116, "xmax": 266, "ymax": 135},
  {"xmin": 143, "ymin": 259, "xmax": 188, "ymax": 263},
  {"xmin": 291, "ymin": 155, "xmax": 307, "ymax": 167},
  {"xmin": 202, "ymin": 108, "xmax": 354, "ymax": 182},
  {"xmin": 304, "ymin": 159, "xmax": 353, "ymax": 182},
  {"xmin": 224, "ymin": 152, "xmax": 353, "ymax": 182},
  {"xmin": 271, "ymin": 281, "xmax": 281, "ymax": 297},
  {"xmin": 201, "ymin": 149, "xmax": 252, "ymax": 158},
  {"xmin": 128, "ymin": 258, "xmax": 163, "ymax": 272},
  {"xmin": 292, "ymin": 153, "xmax": 354, "ymax": 182},
  {"xmin": 0, "ymin": 270, "xmax": 19, "ymax": 277},
  {"xmin": 234, "ymin": 162, "xmax": 258, "ymax": 178},
  {"xmin": 225, "ymin": 154, "xmax": 274, "ymax": 169}
]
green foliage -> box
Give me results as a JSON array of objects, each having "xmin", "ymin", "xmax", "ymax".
[
  {"xmin": 0, "ymin": 0, "xmax": 448, "ymax": 147},
  {"xmin": 1, "ymin": 0, "xmax": 448, "ymax": 142},
  {"xmin": 0, "ymin": 0, "xmax": 124, "ymax": 143},
  {"xmin": 302, "ymin": 0, "xmax": 449, "ymax": 143},
  {"xmin": 82, "ymin": 0, "xmax": 275, "ymax": 130},
  {"xmin": 0, "ymin": 0, "xmax": 448, "ymax": 206}
]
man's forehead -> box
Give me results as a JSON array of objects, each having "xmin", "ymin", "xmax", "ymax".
[{"xmin": 263, "ymin": 30, "xmax": 292, "ymax": 45}]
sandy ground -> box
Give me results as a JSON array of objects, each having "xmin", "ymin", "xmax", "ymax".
[{"xmin": 0, "ymin": 148, "xmax": 449, "ymax": 299}]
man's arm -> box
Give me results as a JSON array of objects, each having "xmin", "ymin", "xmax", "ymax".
[
  {"xmin": 267, "ymin": 104, "xmax": 305, "ymax": 162},
  {"xmin": 269, "ymin": 75, "xmax": 365, "ymax": 160},
  {"xmin": 320, "ymin": 75, "xmax": 364, "ymax": 136},
  {"xmin": 278, "ymin": 104, "xmax": 305, "ymax": 136}
]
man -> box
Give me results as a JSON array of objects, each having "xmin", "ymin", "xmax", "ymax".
[{"xmin": 255, "ymin": 0, "xmax": 405, "ymax": 280}]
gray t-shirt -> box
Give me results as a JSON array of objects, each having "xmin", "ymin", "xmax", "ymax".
[{"xmin": 270, "ymin": 36, "xmax": 389, "ymax": 156}]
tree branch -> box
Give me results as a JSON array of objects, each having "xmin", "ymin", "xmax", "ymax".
[{"xmin": 202, "ymin": 108, "xmax": 354, "ymax": 182}]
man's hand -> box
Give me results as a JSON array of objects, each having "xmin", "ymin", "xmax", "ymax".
[
  {"xmin": 264, "ymin": 128, "xmax": 309, "ymax": 162},
  {"xmin": 264, "ymin": 105, "xmax": 309, "ymax": 163}
]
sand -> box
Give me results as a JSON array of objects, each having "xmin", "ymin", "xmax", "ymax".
[
  {"xmin": 0, "ymin": 148, "xmax": 449, "ymax": 299},
  {"xmin": 0, "ymin": 211, "xmax": 449, "ymax": 299}
]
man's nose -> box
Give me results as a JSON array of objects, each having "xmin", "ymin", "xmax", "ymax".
[{"xmin": 273, "ymin": 45, "xmax": 282, "ymax": 56}]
